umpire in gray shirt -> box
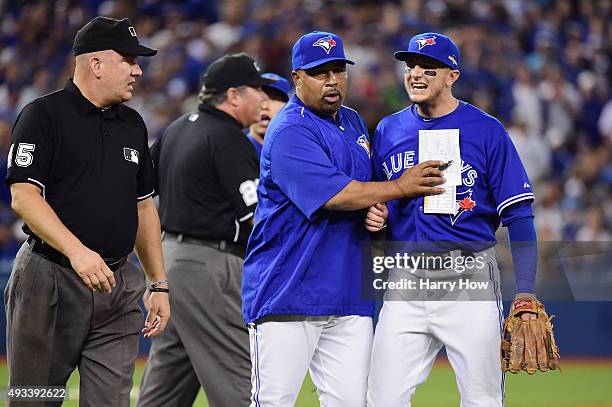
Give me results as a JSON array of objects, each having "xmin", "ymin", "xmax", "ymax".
[
  {"xmin": 137, "ymin": 53, "xmax": 274, "ymax": 407},
  {"xmin": 4, "ymin": 17, "xmax": 170, "ymax": 406}
]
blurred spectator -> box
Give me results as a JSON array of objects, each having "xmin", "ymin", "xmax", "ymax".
[
  {"xmin": 508, "ymin": 118, "xmax": 551, "ymax": 183},
  {"xmin": 576, "ymin": 205, "xmax": 611, "ymax": 241},
  {"xmin": 538, "ymin": 64, "xmax": 581, "ymax": 150},
  {"xmin": 598, "ymin": 99, "xmax": 612, "ymax": 142},
  {"xmin": 511, "ymin": 64, "xmax": 543, "ymax": 137},
  {"xmin": 535, "ymin": 179, "xmax": 565, "ymax": 241}
]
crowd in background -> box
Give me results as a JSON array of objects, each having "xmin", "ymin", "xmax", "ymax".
[{"xmin": 0, "ymin": 0, "xmax": 610, "ymax": 285}]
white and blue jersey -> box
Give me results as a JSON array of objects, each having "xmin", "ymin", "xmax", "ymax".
[
  {"xmin": 242, "ymin": 95, "xmax": 374, "ymax": 324},
  {"xmin": 373, "ymin": 101, "xmax": 534, "ymax": 247}
]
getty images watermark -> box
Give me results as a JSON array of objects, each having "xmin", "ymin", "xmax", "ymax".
[
  {"xmin": 364, "ymin": 248, "xmax": 501, "ymax": 301},
  {"xmin": 362, "ymin": 241, "xmax": 612, "ymax": 301}
]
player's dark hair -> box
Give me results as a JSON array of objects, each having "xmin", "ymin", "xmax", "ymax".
[{"xmin": 263, "ymin": 87, "xmax": 289, "ymax": 103}]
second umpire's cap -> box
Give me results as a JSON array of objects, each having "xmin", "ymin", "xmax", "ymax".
[
  {"xmin": 261, "ymin": 73, "xmax": 291, "ymax": 102},
  {"xmin": 394, "ymin": 32, "xmax": 460, "ymax": 69},
  {"xmin": 202, "ymin": 53, "xmax": 276, "ymax": 94},
  {"xmin": 292, "ymin": 31, "xmax": 355, "ymax": 71},
  {"xmin": 73, "ymin": 16, "xmax": 157, "ymax": 57}
]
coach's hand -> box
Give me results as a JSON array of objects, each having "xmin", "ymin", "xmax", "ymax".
[
  {"xmin": 69, "ymin": 246, "xmax": 116, "ymax": 293},
  {"xmin": 365, "ymin": 202, "xmax": 388, "ymax": 232},
  {"xmin": 394, "ymin": 160, "xmax": 446, "ymax": 198},
  {"xmin": 143, "ymin": 291, "xmax": 170, "ymax": 338}
]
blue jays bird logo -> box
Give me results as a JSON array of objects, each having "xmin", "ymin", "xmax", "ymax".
[
  {"xmin": 313, "ymin": 36, "xmax": 337, "ymax": 54},
  {"xmin": 357, "ymin": 134, "xmax": 371, "ymax": 157},
  {"xmin": 450, "ymin": 189, "xmax": 477, "ymax": 225},
  {"xmin": 416, "ymin": 36, "xmax": 437, "ymax": 50}
]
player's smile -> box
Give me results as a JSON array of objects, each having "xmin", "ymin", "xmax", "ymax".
[
  {"xmin": 407, "ymin": 75, "xmax": 435, "ymax": 101},
  {"xmin": 410, "ymin": 81, "xmax": 429, "ymax": 95}
]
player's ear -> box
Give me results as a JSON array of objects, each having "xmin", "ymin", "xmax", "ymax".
[
  {"xmin": 291, "ymin": 71, "xmax": 301, "ymax": 90},
  {"xmin": 446, "ymin": 70, "xmax": 460, "ymax": 87}
]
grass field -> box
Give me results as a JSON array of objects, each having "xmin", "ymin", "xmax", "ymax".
[{"xmin": 1, "ymin": 359, "xmax": 611, "ymax": 406}]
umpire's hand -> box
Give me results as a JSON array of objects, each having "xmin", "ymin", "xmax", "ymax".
[
  {"xmin": 142, "ymin": 291, "xmax": 170, "ymax": 338},
  {"xmin": 69, "ymin": 247, "xmax": 116, "ymax": 293},
  {"xmin": 394, "ymin": 160, "xmax": 446, "ymax": 198}
]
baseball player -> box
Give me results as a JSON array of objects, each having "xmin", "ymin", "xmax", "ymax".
[
  {"xmin": 247, "ymin": 73, "xmax": 291, "ymax": 158},
  {"xmin": 242, "ymin": 31, "xmax": 445, "ymax": 406},
  {"xmin": 367, "ymin": 33, "xmax": 541, "ymax": 406}
]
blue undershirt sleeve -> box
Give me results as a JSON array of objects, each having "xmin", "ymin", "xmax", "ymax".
[{"xmin": 506, "ymin": 208, "xmax": 538, "ymax": 294}]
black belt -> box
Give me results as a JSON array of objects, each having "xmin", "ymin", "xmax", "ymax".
[
  {"xmin": 27, "ymin": 236, "xmax": 127, "ymax": 272},
  {"xmin": 412, "ymin": 250, "xmax": 475, "ymax": 271},
  {"xmin": 162, "ymin": 232, "xmax": 246, "ymax": 259}
]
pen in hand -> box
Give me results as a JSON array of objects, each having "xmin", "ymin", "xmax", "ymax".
[{"xmin": 437, "ymin": 160, "xmax": 453, "ymax": 171}]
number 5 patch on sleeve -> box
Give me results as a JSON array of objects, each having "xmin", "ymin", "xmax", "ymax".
[{"xmin": 8, "ymin": 143, "xmax": 36, "ymax": 168}]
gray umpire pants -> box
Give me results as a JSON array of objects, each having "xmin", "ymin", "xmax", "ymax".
[
  {"xmin": 4, "ymin": 242, "xmax": 146, "ymax": 407},
  {"xmin": 137, "ymin": 237, "xmax": 251, "ymax": 407}
]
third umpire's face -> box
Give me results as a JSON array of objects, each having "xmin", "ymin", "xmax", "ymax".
[
  {"xmin": 232, "ymin": 85, "xmax": 266, "ymax": 128},
  {"xmin": 294, "ymin": 60, "xmax": 348, "ymax": 118}
]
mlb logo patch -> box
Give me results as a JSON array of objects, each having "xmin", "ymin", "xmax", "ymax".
[
  {"xmin": 128, "ymin": 26, "xmax": 137, "ymax": 37},
  {"xmin": 124, "ymin": 147, "xmax": 139, "ymax": 164}
]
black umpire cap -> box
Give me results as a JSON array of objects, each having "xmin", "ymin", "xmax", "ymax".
[
  {"xmin": 201, "ymin": 53, "xmax": 276, "ymax": 94},
  {"xmin": 73, "ymin": 16, "xmax": 157, "ymax": 57}
]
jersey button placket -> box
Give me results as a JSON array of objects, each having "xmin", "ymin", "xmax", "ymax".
[{"xmin": 416, "ymin": 196, "xmax": 425, "ymax": 241}]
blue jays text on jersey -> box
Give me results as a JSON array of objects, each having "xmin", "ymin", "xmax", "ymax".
[
  {"xmin": 382, "ymin": 153, "xmax": 478, "ymax": 189},
  {"xmin": 242, "ymin": 95, "xmax": 374, "ymax": 324},
  {"xmin": 372, "ymin": 101, "xmax": 534, "ymax": 246}
]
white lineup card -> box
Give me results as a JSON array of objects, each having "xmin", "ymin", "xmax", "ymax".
[
  {"xmin": 424, "ymin": 185, "xmax": 456, "ymax": 214},
  {"xmin": 419, "ymin": 129, "xmax": 461, "ymax": 214}
]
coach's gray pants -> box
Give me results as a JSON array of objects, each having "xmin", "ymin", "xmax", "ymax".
[
  {"xmin": 137, "ymin": 238, "xmax": 251, "ymax": 407},
  {"xmin": 4, "ymin": 243, "xmax": 145, "ymax": 407}
]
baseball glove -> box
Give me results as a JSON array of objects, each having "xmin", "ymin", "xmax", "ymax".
[{"xmin": 501, "ymin": 298, "xmax": 560, "ymax": 374}]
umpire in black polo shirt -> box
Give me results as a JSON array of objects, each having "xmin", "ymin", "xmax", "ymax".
[
  {"xmin": 137, "ymin": 53, "xmax": 274, "ymax": 407},
  {"xmin": 5, "ymin": 17, "xmax": 170, "ymax": 406}
]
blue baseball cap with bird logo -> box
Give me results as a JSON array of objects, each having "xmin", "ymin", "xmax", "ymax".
[
  {"xmin": 291, "ymin": 31, "xmax": 355, "ymax": 71},
  {"xmin": 394, "ymin": 32, "xmax": 460, "ymax": 69}
]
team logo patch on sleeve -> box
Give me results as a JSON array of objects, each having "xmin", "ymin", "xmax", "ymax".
[
  {"xmin": 357, "ymin": 134, "xmax": 371, "ymax": 157},
  {"xmin": 123, "ymin": 147, "xmax": 139, "ymax": 164},
  {"xmin": 313, "ymin": 36, "xmax": 337, "ymax": 54}
]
